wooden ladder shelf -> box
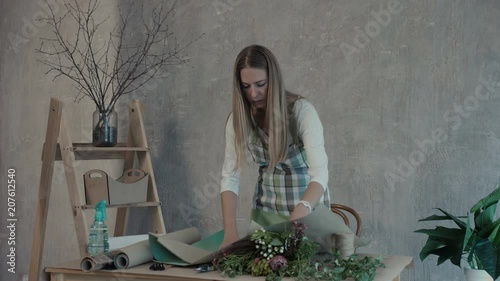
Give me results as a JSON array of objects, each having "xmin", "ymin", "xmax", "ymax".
[{"xmin": 28, "ymin": 98, "xmax": 166, "ymax": 281}]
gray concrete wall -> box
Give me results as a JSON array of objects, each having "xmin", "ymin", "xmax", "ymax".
[{"xmin": 1, "ymin": 0, "xmax": 500, "ymax": 280}]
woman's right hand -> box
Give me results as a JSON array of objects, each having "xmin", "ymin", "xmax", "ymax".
[
  {"xmin": 219, "ymin": 231, "xmax": 240, "ymax": 250},
  {"xmin": 220, "ymin": 191, "xmax": 239, "ymax": 249}
]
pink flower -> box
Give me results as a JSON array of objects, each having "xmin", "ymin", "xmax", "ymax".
[
  {"xmin": 268, "ymin": 255, "xmax": 288, "ymax": 272},
  {"xmin": 253, "ymin": 257, "xmax": 261, "ymax": 264}
]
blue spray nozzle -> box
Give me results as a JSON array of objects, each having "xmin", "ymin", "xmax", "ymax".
[{"xmin": 95, "ymin": 200, "xmax": 107, "ymax": 221}]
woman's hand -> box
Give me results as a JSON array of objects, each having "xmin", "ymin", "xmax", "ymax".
[
  {"xmin": 219, "ymin": 231, "xmax": 240, "ymax": 249},
  {"xmin": 289, "ymin": 203, "xmax": 310, "ymax": 221},
  {"xmin": 220, "ymin": 191, "xmax": 239, "ymax": 249},
  {"xmin": 289, "ymin": 183, "xmax": 324, "ymax": 221}
]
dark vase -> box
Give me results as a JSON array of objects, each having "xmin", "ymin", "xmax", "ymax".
[{"xmin": 92, "ymin": 107, "xmax": 117, "ymax": 147}]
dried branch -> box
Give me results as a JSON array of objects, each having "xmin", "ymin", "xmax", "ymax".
[{"xmin": 36, "ymin": 0, "xmax": 204, "ymax": 113}]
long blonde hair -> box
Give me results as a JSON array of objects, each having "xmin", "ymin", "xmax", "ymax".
[{"xmin": 232, "ymin": 45, "xmax": 298, "ymax": 169}]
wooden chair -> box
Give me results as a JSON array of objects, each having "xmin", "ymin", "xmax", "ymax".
[{"xmin": 331, "ymin": 204, "xmax": 362, "ymax": 236}]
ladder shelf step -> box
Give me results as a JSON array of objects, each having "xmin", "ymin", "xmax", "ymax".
[{"xmin": 78, "ymin": 202, "xmax": 161, "ymax": 210}]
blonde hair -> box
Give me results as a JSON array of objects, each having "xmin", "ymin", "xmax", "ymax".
[{"xmin": 232, "ymin": 45, "xmax": 298, "ymax": 169}]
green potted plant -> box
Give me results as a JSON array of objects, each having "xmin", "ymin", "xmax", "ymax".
[{"xmin": 416, "ymin": 187, "xmax": 500, "ymax": 280}]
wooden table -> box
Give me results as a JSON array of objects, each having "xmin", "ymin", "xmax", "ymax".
[{"xmin": 46, "ymin": 255, "xmax": 413, "ymax": 281}]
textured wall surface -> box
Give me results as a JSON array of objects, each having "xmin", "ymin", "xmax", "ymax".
[{"xmin": 1, "ymin": 0, "xmax": 500, "ymax": 280}]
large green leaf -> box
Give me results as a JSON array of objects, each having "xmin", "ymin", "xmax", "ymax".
[
  {"xmin": 466, "ymin": 248, "xmax": 475, "ymax": 268},
  {"xmin": 418, "ymin": 232, "xmax": 464, "ymax": 269},
  {"xmin": 463, "ymin": 213, "xmax": 474, "ymax": 253},
  {"xmin": 495, "ymin": 247, "xmax": 500, "ymax": 279},
  {"xmin": 436, "ymin": 208, "xmax": 467, "ymax": 229},
  {"xmin": 419, "ymin": 237, "xmax": 448, "ymax": 261},
  {"xmin": 474, "ymin": 238, "xmax": 496, "ymax": 279},
  {"xmin": 475, "ymin": 203, "xmax": 497, "ymax": 231},
  {"xmin": 435, "ymin": 246, "xmax": 462, "ymax": 267},
  {"xmin": 488, "ymin": 224, "xmax": 500, "ymax": 248},
  {"xmin": 415, "ymin": 227, "xmax": 465, "ymax": 242},
  {"xmin": 419, "ymin": 214, "xmax": 467, "ymax": 222},
  {"xmin": 478, "ymin": 218, "xmax": 500, "ymax": 241},
  {"xmin": 471, "ymin": 187, "xmax": 500, "ymax": 213},
  {"xmin": 423, "ymin": 243, "xmax": 463, "ymax": 267}
]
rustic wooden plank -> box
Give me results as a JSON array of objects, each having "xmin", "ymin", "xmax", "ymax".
[
  {"xmin": 130, "ymin": 100, "xmax": 166, "ymax": 234},
  {"xmin": 52, "ymin": 143, "xmax": 150, "ymax": 160},
  {"xmin": 80, "ymin": 202, "xmax": 161, "ymax": 210},
  {"xmin": 58, "ymin": 112, "xmax": 89, "ymax": 257},
  {"xmin": 29, "ymin": 98, "xmax": 63, "ymax": 281},
  {"xmin": 114, "ymin": 103, "xmax": 137, "ymax": 236}
]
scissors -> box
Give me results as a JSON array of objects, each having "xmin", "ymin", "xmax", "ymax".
[{"xmin": 195, "ymin": 264, "xmax": 214, "ymax": 273}]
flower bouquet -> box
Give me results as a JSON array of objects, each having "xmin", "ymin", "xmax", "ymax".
[{"xmin": 213, "ymin": 221, "xmax": 385, "ymax": 281}]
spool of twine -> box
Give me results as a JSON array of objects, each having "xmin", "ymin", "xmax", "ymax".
[{"xmin": 335, "ymin": 232, "xmax": 355, "ymax": 257}]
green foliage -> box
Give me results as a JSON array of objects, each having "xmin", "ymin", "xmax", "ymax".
[
  {"xmin": 213, "ymin": 222, "xmax": 385, "ymax": 281},
  {"xmin": 249, "ymin": 258, "xmax": 273, "ymax": 276},
  {"xmin": 214, "ymin": 251, "xmax": 255, "ymax": 278},
  {"xmin": 415, "ymin": 186, "xmax": 500, "ymax": 279}
]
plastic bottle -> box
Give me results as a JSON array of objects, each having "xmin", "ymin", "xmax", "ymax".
[{"xmin": 87, "ymin": 200, "xmax": 109, "ymax": 255}]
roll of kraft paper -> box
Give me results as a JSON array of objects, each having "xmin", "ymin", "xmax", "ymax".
[
  {"xmin": 113, "ymin": 240, "xmax": 152, "ymax": 269},
  {"xmin": 80, "ymin": 251, "xmax": 120, "ymax": 272}
]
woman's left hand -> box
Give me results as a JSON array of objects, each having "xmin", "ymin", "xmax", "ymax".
[{"xmin": 289, "ymin": 203, "xmax": 310, "ymax": 221}]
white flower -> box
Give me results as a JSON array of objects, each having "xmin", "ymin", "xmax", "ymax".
[
  {"xmin": 268, "ymin": 248, "xmax": 272, "ymax": 253},
  {"xmin": 274, "ymin": 247, "xmax": 278, "ymax": 251},
  {"xmin": 280, "ymin": 249, "xmax": 284, "ymax": 253},
  {"xmin": 256, "ymin": 245, "xmax": 259, "ymax": 249},
  {"xmin": 264, "ymin": 253, "xmax": 267, "ymax": 257}
]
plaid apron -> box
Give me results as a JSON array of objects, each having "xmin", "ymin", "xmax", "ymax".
[{"xmin": 248, "ymin": 128, "xmax": 331, "ymax": 217}]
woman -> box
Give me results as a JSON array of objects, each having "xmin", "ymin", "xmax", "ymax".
[{"xmin": 220, "ymin": 45, "xmax": 331, "ymax": 248}]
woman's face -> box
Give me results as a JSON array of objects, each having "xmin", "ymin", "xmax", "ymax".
[{"xmin": 240, "ymin": 67, "xmax": 268, "ymax": 109}]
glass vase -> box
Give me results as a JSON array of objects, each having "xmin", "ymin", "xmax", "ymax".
[{"xmin": 92, "ymin": 107, "xmax": 117, "ymax": 147}]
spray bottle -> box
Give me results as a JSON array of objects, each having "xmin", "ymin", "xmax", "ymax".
[{"xmin": 87, "ymin": 200, "xmax": 109, "ymax": 255}]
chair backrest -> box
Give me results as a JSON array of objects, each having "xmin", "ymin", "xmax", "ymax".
[{"xmin": 330, "ymin": 204, "xmax": 362, "ymax": 236}]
